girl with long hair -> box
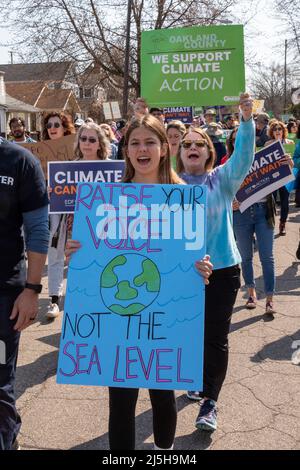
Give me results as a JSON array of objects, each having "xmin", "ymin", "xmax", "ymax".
[{"xmin": 65, "ymin": 114, "xmax": 213, "ymax": 450}]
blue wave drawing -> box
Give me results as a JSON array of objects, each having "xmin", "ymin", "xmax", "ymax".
[
  {"xmin": 166, "ymin": 312, "xmax": 201, "ymax": 329},
  {"xmin": 67, "ymin": 286, "xmax": 98, "ymax": 297},
  {"xmin": 160, "ymin": 263, "xmax": 195, "ymax": 275},
  {"xmin": 157, "ymin": 294, "xmax": 198, "ymax": 307},
  {"xmin": 69, "ymin": 259, "xmax": 104, "ymax": 271}
]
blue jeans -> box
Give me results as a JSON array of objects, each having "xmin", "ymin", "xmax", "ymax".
[
  {"xmin": 233, "ymin": 203, "xmax": 275, "ymax": 296},
  {"xmin": 0, "ymin": 290, "xmax": 22, "ymax": 450}
]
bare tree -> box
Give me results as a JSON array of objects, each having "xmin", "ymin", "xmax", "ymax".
[
  {"xmin": 274, "ymin": 0, "xmax": 300, "ymax": 58},
  {"xmin": 0, "ymin": 0, "xmax": 237, "ymax": 99},
  {"xmin": 250, "ymin": 63, "xmax": 293, "ymax": 116}
]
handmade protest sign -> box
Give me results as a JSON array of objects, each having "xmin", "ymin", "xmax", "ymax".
[
  {"xmin": 57, "ymin": 183, "xmax": 207, "ymax": 390},
  {"xmin": 141, "ymin": 24, "xmax": 245, "ymax": 107},
  {"xmin": 252, "ymin": 99, "xmax": 265, "ymax": 114},
  {"xmin": 236, "ymin": 141, "xmax": 295, "ymax": 212},
  {"xmin": 163, "ymin": 106, "xmax": 193, "ymax": 123},
  {"xmin": 48, "ymin": 160, "xmax": 125, "ymax": 213},
  {"xmin": 21, "ymin": 134, "xmax": 76, "ymax": 177}
]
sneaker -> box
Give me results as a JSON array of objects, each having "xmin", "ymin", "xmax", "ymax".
[
  {"xmin": 265, "ymin": 301, "xmax": 276, "ymax": 315},
  {"xmin": 187, "ymin": 390, "xmax": 202, "ymax": 401},
  {"xmin": 245, "ymin": 296, "xmax": 257, "ymax": 309},
  {"xmin": 279, "ymin": 222, "xmax": 286, "ymax": 236},
  {"xmin": 46, "ymin": 302, "xmax": 60, "ymax": 319},
  {"xmin": 195, "ymin": 399, "xmax": 217, "ymax": 432}
]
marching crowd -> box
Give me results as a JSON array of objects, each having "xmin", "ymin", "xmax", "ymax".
[{"xmin": 0, "ymin": 94, "xmax": 299, "ymax": 450}]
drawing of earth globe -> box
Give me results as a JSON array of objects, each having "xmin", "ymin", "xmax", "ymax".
[{"xmin": 100, "ymin": 253, "xmax": 161, "ymax": 316}]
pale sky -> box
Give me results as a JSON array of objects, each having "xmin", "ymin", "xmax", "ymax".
[{"xmin": 0, "ymin": 0, "xmax": 296, "ymax": 86}]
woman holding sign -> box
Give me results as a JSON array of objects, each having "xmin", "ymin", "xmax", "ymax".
[
  {"xmin": 43, "ymin": 112, "xmax": 75, "ymax": 319},
  {"xmin": 65, "ymin": 114, "xmax": 213, "ymax": 450},
  {"xmin": 233, "ymin": 130, "xmax": 292, "ymax": 314},
  {"xmin": 264, "ymin": 120, "xmax": 294, "ymax": 235},
  {"xmin": 177, "ymin": 93, "xmax": 255, "ymax": 432}
]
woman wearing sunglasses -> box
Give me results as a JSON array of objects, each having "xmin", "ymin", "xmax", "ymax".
[
  {"xmin": 264, "ymin": 120, "xmax": 294, "ymax": 235},
  {"xmin": 42, "ymin": 112, "xmax": 75, "ymax": 319},
  {"xmin": 176, "ymin": 93, "xmax": 255, "ymax": 433},
  {"xmin": 74, "ymin": 122, "xmax": 111, "ymax": 161}
]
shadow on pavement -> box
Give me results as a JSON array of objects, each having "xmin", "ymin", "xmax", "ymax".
[
  {"xmin": 15, "ymin": 332, "xmax": 60, "ymax": 400},
  {"xmin": 230, "ymin": 314, "xmax": 264, "ymax": 333},
  {"xmin": 250, "ymin": 329, "xmax": 300, "ymax": 363},
  {"xmin": 70, "ymin": 394, "xmax": 212, "ymax": 451}
]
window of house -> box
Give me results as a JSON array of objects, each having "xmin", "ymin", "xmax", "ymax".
[{"xmin": 84, "ymin": 88, "xmax": 92, "ymax": 98}]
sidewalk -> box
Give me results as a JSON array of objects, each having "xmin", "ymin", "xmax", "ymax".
[{"xmin": 16, "ymin": 206, "xmax": 300, "ymax": 450}]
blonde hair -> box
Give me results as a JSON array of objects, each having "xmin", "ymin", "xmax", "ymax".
[
  {"xmin": 135, "ymin": 97, "xmax": 148, "ymax": 108},
  {"xmin": 100, "ymin": 123, "xmax": 116, "ymax": 142},
  {"xmin": 123, "ymin": 115, "xmax": 184, "ymax": 184},
  {"xmin": 166, "ymin": 120, "xmax": 186, "ymax": 135},
  {"xmin": 176, "ymin": 127, "xmax": 216, "ymax": 174},
  {"xmin": 74, "ymin": 123, "xmax": 111, "ymax": 160}
]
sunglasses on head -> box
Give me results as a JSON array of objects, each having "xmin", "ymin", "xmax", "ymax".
[
  {"xmin": 273, "ymin": 126, "xmax": 283, "ymax": 131},
  {"xmin": 46, "ymin": 122, "xmax": 61, "ymax": 129},
  {"xmin": 79, "ymin": 136, "xmax": 97, "ymax": 143},
  {"xmin": 182, "ymin": 139, "xmax": 207, "ymax": 149}
]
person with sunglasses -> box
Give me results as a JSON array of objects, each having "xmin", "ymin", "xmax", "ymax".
[
  {"xmin": 264, "ymin": 120, "xmax": 294, "ymax": 235},
  {"xmin": 64, "ymin": 123, "xmax": 112, "ymax": 237},
  {"xmin": 42, "ymin": 112, "xmax": 75, "ymax": 319},
  {"xmin": 74, "ymin": 122, "xmax": 111, "ymax": 161},
  {"xmin": 176, "ymin": 93, "xmax": 255, "ymax": 433}
]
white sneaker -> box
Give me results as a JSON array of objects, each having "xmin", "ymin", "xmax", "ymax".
[{"xmin": 46, "ymin": 302, "xmax": 60, "ymax": 319}]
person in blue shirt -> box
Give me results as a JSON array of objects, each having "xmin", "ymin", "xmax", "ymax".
[{"xmin": 176, "ymin": 93, "xmax": 255, "ymax": 432}]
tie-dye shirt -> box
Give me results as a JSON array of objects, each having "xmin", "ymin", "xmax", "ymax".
[{"xmin": 180, "ymin": 118, "xmax": 255, "ymax": 270}]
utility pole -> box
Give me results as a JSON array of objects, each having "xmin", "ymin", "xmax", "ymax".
[
  {"xmin": 284, "ymin": 39, "xmax": 288, "ymax": 112},
  {"xmin": 9, "ymin": 51, "xmax": 14, "ymax": 64},
  {"xmin": 122, "ymin": 0, "xmax": 132, "ymax": 118}
]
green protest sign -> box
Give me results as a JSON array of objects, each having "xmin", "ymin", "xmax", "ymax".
[
  {"xmin": 141, "ymin": 25, "xmax": 245, "ymax": 107},
  {"xmin": 283, "ymin": 143, "xmax": 295, "ymax": 156}
]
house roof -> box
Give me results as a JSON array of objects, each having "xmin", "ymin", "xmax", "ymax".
[
  {"xmin": 0, "ymin": 62, "xmax": 73, "ymax": 82},
  {"xmin": 36, "ymin": 88, "xmax": 72, "ymax": 110},
  {"xmin": 5, "ymin": 82, "xmax": 80, "ymax": 112},
  {"xmin": 78, "ymin": 64, "xmax": 105, "ymax": 88},
  {"xmin": 36, "ymin": 88, "xmax": 81, "ymax": 112},
  {"xmin": 5, "ymin": 94, "xmax": 41, "ymax": 113},
  {"xmin": 6, "ymin": 82, "xmax": 45, "ymax": 106}
]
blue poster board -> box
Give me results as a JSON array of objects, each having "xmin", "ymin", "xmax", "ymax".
[
  {"xmin": 236, "ymin": 141, "xmax": 295, "ymax": 212},
  {"xmin": 48, "ymin": 160, "xmax": 125, "ymax": 213},
  {"xmin": 57, "ymin": 182, "xmax": 207, "ymax": 390}
]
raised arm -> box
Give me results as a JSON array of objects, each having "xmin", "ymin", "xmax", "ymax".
[{"xmin": 219, "ymin": 93, "xmax": 255, "ymax": 199}]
